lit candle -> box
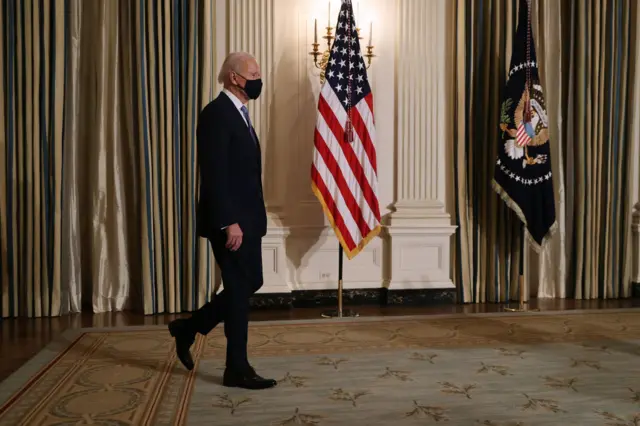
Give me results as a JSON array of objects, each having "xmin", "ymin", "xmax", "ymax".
[
  {"xmin": 314, "ymin": 18, "xmax": 318, "ymax": 43},
  {"xmin": 328, "ymin": 2, "xmax": 331, "ymax": 27},
  {"xmin": 368, "ymin": 21, "xmax": 373, "ymax": 46}
]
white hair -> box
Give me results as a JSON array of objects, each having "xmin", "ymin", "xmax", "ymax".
[{"xmin": 217, "ymin": 52, "xmax": 255, "ymax": 85}]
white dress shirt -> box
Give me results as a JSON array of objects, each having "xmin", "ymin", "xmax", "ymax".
[{"xmin": 222, "ymin": 88, "xmax": 248, "ymax": 126}]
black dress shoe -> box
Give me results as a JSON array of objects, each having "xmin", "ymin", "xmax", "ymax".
[
  {"xmin": 222, "ymin": 367, "xmax": 278, "ymax": 390},
  {"xmin": 168, "ymin": 319, "xmax": 195, "ymax": 371}
]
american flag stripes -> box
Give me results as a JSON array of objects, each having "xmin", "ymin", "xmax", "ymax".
[
  {"xmin": 516, "ymin": 122, "xmax": 531, "ymax": 147},
  {"xmin": 311, "ymin": 0, "xmax": 381, "ymax": 259}
]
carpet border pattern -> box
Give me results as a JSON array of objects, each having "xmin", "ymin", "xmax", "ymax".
[{"xmin": 1, "ymin": 308, "xmax": 640, "ymax": 424}]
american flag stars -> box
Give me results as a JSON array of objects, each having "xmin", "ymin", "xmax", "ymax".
[{"xmin": 325, "ymin": 8, "xmax": 371, "ymax": 108}]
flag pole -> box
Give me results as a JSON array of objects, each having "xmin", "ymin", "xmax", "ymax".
[
  {"xmin": 321, "ymin": 243, "xmax": 359, "ymax": 318},
  {"xmin": 316, "ymin": 0, "xmax": 370, "ymax": 319},
  {"xmin": 503, "ymin": 223, "xmax": 538, "ymax": 312},
  {"xmin": 502, "ymin": 0, "xmax": 539, "ymax": 313}
]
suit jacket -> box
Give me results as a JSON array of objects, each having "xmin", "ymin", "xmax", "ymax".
[{"xmin": 196, "ymin": 92, "xmax": 267, "ymax": 239}]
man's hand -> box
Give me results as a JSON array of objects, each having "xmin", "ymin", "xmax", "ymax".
[{"xmin": 225, "ymin": 223, "xmax": 243, "ymax": 251}]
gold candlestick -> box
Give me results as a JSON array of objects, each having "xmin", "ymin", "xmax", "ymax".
[
  {"xmin": 309, "ymin": 25, "xmax": 335, "ymax": 83},
  {"xmin": 363, "ymin": 45, "xmax": 375, "ymax": 69}
]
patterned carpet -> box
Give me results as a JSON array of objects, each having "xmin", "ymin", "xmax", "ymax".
[{"xmin": 1, "ymin": 310, "xmax": 640, "ymax": 425}]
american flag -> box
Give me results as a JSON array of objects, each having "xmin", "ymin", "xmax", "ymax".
[
  {"xmin": 516, "ymin": 122, "xmax": 531, "ymax": 147},
  {"xmin": 310, "ymin": 0, "xmax": 381, "ymax": 260}
]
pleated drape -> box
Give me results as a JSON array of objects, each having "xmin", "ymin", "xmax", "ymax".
[
  {"xmin": 453, "ymin": 0, "xmax": 525, "ymax": 304},
  {"xmin": 132, "ymin": 0, "xmax": 217, "ymax": 314},
  {"xmin": 1, "ymin": 0, "xmax": 218, "ymax": 317},
  {"xmin": 564, "ymin": 0, "xmax": 637, "ymax": 299},
  {"xmin": 61, "ymin": 0, "xmax": 140, "ymax": 314},
  {"xmin": 0, "ymin": 0, "xmax": 67, "ymax": 317}
]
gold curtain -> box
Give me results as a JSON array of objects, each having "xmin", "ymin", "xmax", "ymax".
[
  {"xmin": 1, "ymin": 0, "xmax": 66, "ymax": 317},
  {"xmin": 453, "ymin": 0, "xmax": 639, "ymax": 302},
  {"xmin": 1, "ymin": 0, "xmax": 219, "ymax": 317},
  {"xmin": 65, "ymin": 0, "xmax": 219, "ymax": 315},
  {"xmin": 453, "ymin": 0, "xmax": 524, "ymax": 303},
  {"xmin": 562, "ymin": 0, "xmax": 637, "ymax": 298},
  {"xmin": 63, "ymin": 0, "xmax": 139, "ymax": 314},
  {"xmin": 129, "ymin": 0, "xmax": 218, "ymax": 314}
]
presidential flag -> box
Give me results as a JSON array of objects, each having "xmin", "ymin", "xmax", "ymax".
[
  {"xmin": 311, "ymin": 0, "xmax": 381, "ymax": 259},
  {"xmin": 492, "ymin": 0, "xmax": 557, "ymax": 251}
]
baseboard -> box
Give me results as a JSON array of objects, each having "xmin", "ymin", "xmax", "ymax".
[
  {"xmin": 249, "ymin": 288, "xmax": 457, "ymax": 310},
  {"xmin": 633, "ymin": 282, "xmax": 640, "ymax": 298}
]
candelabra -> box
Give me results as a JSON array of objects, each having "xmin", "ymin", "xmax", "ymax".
[{"xmin": 309, "ymin": 14, "xmax": 375, "ymax": 84}]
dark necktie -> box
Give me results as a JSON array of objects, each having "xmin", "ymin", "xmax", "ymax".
[
  {"xmin": 240, "ymin": 106, "xmax": 257, "ymax": 145},
  {"xmin": 241, "ymin": 105, "xmax": 262, "ymax": 199}
]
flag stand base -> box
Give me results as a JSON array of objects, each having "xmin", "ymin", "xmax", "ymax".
[
  {"xmin": 321, "ymin": 309, "xmax": 359, "ymax": 318},
  {"xmin": 321, "ymin": 246, "xmax": 359, "ymax": 319},
  {"xmin": 320, "ymin": 277, "xmax": 360, "ymax": 318},
  {"xmin": 502, "ymin": 275, "xmax": 539, "ymax": 312},
  {"xmin": 502, "ymin": 302, "xmax": 539, "ymax": 312}
]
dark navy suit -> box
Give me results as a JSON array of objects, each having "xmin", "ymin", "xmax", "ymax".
[{"xmin": 190, "ymin": 91, "xmax": 266, "ymax": 371}]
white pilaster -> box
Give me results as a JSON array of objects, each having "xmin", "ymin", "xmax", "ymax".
[
  {"xmin": 385, "ymin": 0, "xmax": 456, "ymax": 289},
  {"xmin": 225, "ymin": 0, "xmax": 290, "ymax": 292}
]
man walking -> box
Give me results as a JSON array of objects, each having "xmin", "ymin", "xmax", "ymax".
[{"xmin": 168, "ymin": 52, "xmax": 276, "ymax": 390}]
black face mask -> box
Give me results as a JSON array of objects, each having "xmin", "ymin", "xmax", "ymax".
[{"xmin": 240, "ymin": 78, "xmax": 263, "ymax": 100}]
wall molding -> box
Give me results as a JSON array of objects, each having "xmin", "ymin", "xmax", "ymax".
[
  {"xmin": 250, "ymin": 287, "xmax": 456, "ymax": 309},
  {"xmin": 260, "ymin": 223, "xmax": 457, "ymax": 293}
]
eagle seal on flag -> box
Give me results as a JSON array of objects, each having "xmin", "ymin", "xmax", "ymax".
[{"xmin": 492, "ymin": 0, "xmax": 557, "ymax": 252}]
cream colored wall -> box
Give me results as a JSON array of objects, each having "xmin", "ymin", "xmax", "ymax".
[{"xmin": 212, "ymin": 0, "xmax": 456, "ymax": 292}]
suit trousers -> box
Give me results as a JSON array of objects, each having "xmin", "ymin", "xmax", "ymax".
[{"xmin": 188, "ymin": 232, "xmax": 263, "ymax": 371}]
